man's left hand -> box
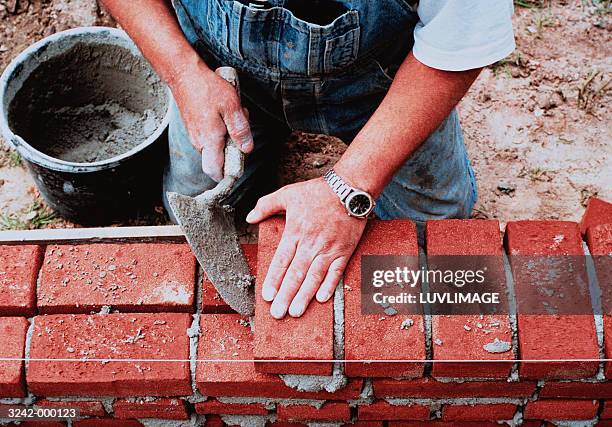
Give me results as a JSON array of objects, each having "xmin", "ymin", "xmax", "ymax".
[{"xmin": 246, "ymin": 178, "xmax": 367, "ymax": 319}]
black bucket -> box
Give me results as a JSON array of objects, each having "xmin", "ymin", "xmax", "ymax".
[{"xmin": 0, "ymin": 27, "xmax": 171, "ymax": 225}]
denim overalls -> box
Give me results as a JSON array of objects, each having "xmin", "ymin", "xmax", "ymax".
[{"xmin": 163, "ymin": 0, "xmax": 478, "ymax": 235}]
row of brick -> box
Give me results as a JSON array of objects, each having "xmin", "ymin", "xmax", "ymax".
[
  {"xmin": 0, "ymin": 398, "xmax": 607, "ymax": 423},
  {"xmin": 2, "ymin": 197, "xmax": 609, "ymax": 320},
  {"xmin": 4, "ymin": 310, "xmax": 612, "ymax": 400}
]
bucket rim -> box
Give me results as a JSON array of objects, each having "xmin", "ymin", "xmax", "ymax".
[{"xmin": 0, "ymin": 26, "xmax": 172, "ymax": 173}]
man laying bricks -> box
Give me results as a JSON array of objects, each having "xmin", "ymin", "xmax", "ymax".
[{"xmin": 101, "ymin": 0, "xmax": 515, "ymax": 320}]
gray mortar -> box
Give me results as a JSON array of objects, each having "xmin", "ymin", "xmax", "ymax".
[
  {"xmin": 583, "ymin": 242, "xmax": 606, "ymax": 380},
  {"xmin": 217, "ymin": 396, "xmax": 331, "ymax": 411},
  {"xmin": 418, "ymin": 248, "xmax": 434, "ymax": 375},
  {"xmin": 187, "ymin": 313, "xmax": 207, "ymax": 403},
  {"xmin": 280, "ymin": 282, "xmax": 348, "ymax": 393},
  {"xmin": 221, "ymin": 414, "xmax": 271, "ymax": 427},
  {"xmin": 348, "ymin": 379, "xmax": 374, "ymax": 407},
  {"xmin": 24, "ymin": 317, "xmax": 34, "ymax": 379},
  {"xmin": 502, "ymin": 251, "xmax": 521, "ymax": 382},
  {"xmin": 140, "ymin": 416, "xmax": 206, "ymax": 427},
  {"xmin": 8, "ymin": 42, "xmax": 166, "ymax": 163}
]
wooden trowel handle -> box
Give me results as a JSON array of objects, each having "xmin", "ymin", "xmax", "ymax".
[{"xmin": 214, "ymin": 66, "xmax": 245, "ymax": 181}]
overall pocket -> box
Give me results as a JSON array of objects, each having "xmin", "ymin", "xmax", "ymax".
[{"xmin": 323, "ymin": 25, "xmax": 360, "ymax": 74}]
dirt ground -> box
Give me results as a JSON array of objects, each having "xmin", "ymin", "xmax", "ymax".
[{"xmin": 0, "ymin": 0, "xmax": 610, "ymax": 230}]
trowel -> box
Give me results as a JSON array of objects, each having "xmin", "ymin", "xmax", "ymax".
[{"xmin": 166, "ymin": 66, "xmax": 255, "ymax": 316}]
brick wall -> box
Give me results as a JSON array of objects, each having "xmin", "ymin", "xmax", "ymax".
[{"xmin": 0, "ymin": 197, "xmax": 610, "ymax": 426}]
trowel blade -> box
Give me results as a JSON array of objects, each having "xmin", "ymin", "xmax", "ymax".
[{"xmin": 166, "ymin": 192, "xmax": 255, "ymax": 316}]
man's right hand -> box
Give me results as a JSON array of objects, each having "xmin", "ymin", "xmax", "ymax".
[{"xmin": 170, "ymin": 61, "xmax": 254, "ymax": 181}]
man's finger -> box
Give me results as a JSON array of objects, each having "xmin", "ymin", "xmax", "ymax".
[
  {"xmin": 222, "ymin": 99, "xmax": 254, "ymax": 153},
  {"xmin": 316, "ymin": 257, "xmax": 348, "ymax": 303},
  {"xmin": 246, "ymin": 191, "xmax": 286, "ymax": 224},
  {"xmin": 270, "ymin": 245, "xmax": 313, "ymax": 319},
  {"xmin": 200, "ymin": 127, "xmax": 226, "ymax": 182},
  {"xmin": 288, "ymin": 255, "xmax": 331, "ymax": 318},
  {"xmin": 261, "ymin": 233, "xmax": 297, "ymax": 303}
]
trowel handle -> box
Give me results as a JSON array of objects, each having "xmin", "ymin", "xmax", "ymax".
[{"xmin": 210, "ymin": 66, "xmax": 246, "ymax": 181}]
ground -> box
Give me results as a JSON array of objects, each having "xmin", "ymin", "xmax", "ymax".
[{"xmin": 0, "ymin": 0, "xmax": 609, "ymax": 230}]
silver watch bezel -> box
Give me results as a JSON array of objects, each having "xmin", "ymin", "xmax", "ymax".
[{"xmin": 344, "ymin": 190, "xmax": 375, "ymax": 218}]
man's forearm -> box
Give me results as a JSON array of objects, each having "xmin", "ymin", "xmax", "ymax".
[
  {"xmin": 334, "ymin": 53, "xmax": 481, "ymax": 197},
  {"xmin": 100, "ymin": 0, "xmax": 210, "ymax": 88}
]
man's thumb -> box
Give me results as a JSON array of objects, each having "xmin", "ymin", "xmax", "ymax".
[
  {"xmin": 246, "ymin": 192, "xmax": 285, "ymax": 224},
  {"xmin": 225, "ymin": 107, "xmax": 254, "ymax": 153}
]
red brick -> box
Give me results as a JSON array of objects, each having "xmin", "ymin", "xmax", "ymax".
[
  {"xmin": 38, "ymin": 243, "xmax": 196, "ymax": 314},
  {"xmin": 73, "ymin": 421, "xmax": 143, "ymax": 427},
  {"xmin": 442, "ymin": 403, "xmax": 517, "ymax": 421},
  {"xmin": 505, "ymin": 221, "xmax": 599, "ymax": 380},
  {"xmin": 35, "ymin": 400, "xmax": 106, "ymax": 417},
  {"xmin": 0, "ymin": 317, "xmax": 28, "ymax": 397},
  {"xmin": 523, "ymin": 399, "xmax": 598, "ymax": 420},
  {"xmin": 344, "ymin": 220, "xmax": 426, "ymax": 378},
  {"xmin": 372, "ymin": 377, "xmax": 536, "ymax": 398},
  {"xmin": 588, "ymin": 223, "xmax": 612, "ymax": 256},
  {"xmin": 277, "ymin": 402, "xmax": 350, "ymax": 422},
  {"xmin": 388, "ymin": 423, "xmax": 499, "ymax": 427},
  {"xmin": 539, "ymin": 381, "xmax": 612, "ymax": 399},
  {"xmin": 195, "ymin": 399, "xmax": 268, "ymax": 415},
  {"xmin": 0, "ymin": 245, "xmax": 42, "ymax": 316},
  {"xmin": 253, "ymin": 217, "xmax": 334, "ymax": 375},
  {"xmin": 266, "ymin": 423, "xmax": 307, "ymax": 427},
  {"xmin": 113, "ymin": 398, "xmax": 189, "ymax": 419},
  {"xmin": 342, "ymin": 422, "xmax": 383, "ymax": 427},
  {"xmin": 358, "ymin": 401, "xmax": 430, "ymax": 421},
  {"xmin": 580, "ymin": 197, "xmax": 612, "ymax": 235},
  {"xmin": 201, "ymin": 244, "xmax": 257, "ymax": 314},
  {"xmin": 427, "ymin": 220, "xmax": 513, "ymax": 378},
  {"xmin": 27, "ymin": 313, "xmax": 191, "ymax": 397},
  {"xmin": 205, "ymin": 415, "xmax": 225, "ymax": 427},
  {"xmin": 266, "ymin": 422, "xmax": 307, "ymax": 427},
  {"xmin": 196, "ymin": 313, "xmax": 362, "ymax": 399}
]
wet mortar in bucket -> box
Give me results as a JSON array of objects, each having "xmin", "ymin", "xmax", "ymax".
[{"xmin": 8, "ymin": 42, "xmax": 167, "ymax": 163}]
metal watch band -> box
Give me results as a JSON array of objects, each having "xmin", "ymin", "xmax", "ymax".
[{"xmin": 324, "ymin": 169, "xmax": 354, "ymax": 203}]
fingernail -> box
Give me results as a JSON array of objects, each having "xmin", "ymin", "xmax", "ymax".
[
  {"xmin": 262, "ymin": 286, "xmax": 276, "ymax": 302},
  {"xmin": 289, "ymin": 303, "xmax": 305, "ymax": 318},
  {"xmin": 316, "ymin": 290, "xmax": 332, "ymax": 303},
  {"xmin": 270, "ymin": 303, "xmax": 285, "ymax": 319},
  {"xmin": 246, "ymin": 210, "xmax": 256, "ymax": 223}
]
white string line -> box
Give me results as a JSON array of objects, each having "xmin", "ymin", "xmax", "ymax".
[{"xmin": 1, "ymin": 358, "xmax": 610, "ymax": 363}]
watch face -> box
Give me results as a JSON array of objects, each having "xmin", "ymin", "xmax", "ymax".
[{"xmin": 347, "ymin": 192, "xmax": 373, "ymax": 217}]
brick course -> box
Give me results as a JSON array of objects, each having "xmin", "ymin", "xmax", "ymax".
[{"xmin": 0, "ymin": 202, "xmax": 610, "ymax": 424}]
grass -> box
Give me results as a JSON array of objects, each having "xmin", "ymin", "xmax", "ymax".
[
  {"xmin": 578, "ymin": 69, "xmax": 612, "ymax": 112},
  {"xmin": 0, "ymin": 148, "xmax": 22, "ymax": 168},
  {"xmin": 0, "ymin": 200, "xmax": 58, "ymax": 231},
  {"xmin": 514, "ymin": 0, "xmax": 548, "ymax": 8}
]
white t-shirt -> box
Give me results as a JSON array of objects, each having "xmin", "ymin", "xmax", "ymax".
[{"xmin": 412, "ymin": 0, "xmax": 516, "ymax": 71}]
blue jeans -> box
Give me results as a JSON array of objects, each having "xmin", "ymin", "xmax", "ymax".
[{"xmin": 163, "ymin": 0, "xmax": 478, "ymax": 237}]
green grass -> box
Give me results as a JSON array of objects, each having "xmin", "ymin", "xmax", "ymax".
[
  {"xmin": 514, "ymin": 0, "xmax": 548, "ymax": 8},
  {"xmin": 0, "ymin": 201, "xmax": 58, "ymax": 231},
  {"xmin": 0, "ymin": 148, "xmax": 22, "ymax": 168}
]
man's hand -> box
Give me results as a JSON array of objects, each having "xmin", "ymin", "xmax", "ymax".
[
  {"xmin": 170, "ymin": 61, "xmax": 254, "ymax": 181},
  {"xmin": 246, "ymin": 178, "xmax": 366, "ymax": 319}
]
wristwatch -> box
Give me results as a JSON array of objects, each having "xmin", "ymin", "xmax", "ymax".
[{"xmin": 323, "ymin": 169, "xmax": 375, "ymax": 219}]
